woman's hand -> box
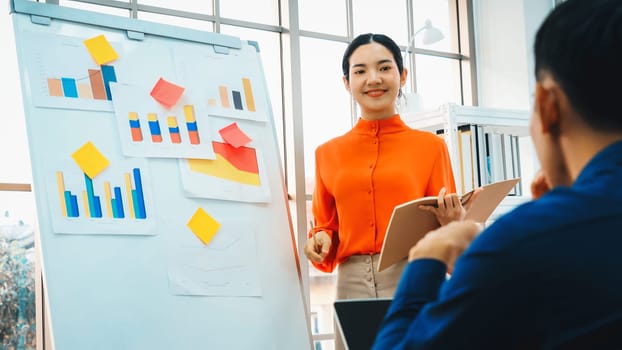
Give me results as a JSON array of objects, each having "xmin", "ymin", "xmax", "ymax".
[
  {"xmin": 419, "ymin": 187, "xmax": 466, "ymax": 226},
  {"xmin": 303, "ymin": 231, "xmax": 331, "ymax": 263}
]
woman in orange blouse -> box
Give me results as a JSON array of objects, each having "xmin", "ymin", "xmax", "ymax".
[{"xmin": 303, "ymin": 33, "xmax": 466, "ymax": 348}]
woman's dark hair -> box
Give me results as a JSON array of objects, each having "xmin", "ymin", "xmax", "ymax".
[
  {"xmin": 341, "ymin": 33, "xmax": 404, "ymax": 82},
  {"xmin": 534, "ymin": 0, "xmax": 622, "ymax": 131}
]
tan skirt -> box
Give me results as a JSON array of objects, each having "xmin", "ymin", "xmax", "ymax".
[{"xmin": 336, "ymin": 253, "xmax": 407, "ymax": 300}]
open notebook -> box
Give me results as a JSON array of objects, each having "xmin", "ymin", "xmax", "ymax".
[
  {"xmin": 334, "ymin": 298, "xmax": 392, "ymax": 350},
  {"xmin": 377, "ymin": 178, "xmax": 520, "ymax": 272}
]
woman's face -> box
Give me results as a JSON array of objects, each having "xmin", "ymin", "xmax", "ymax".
[{"xmin": 343, "ymin": 42, "xmax": 407, "ymax": 120}]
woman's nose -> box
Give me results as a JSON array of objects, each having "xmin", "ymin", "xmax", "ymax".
[{"xmin": 367, "ymin": 70, "xmax": 381, "ymax": 84}]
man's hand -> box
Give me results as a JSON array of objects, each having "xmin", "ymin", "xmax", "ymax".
[
  {"xmin": 408, "ymin": 220, "xmax": 483, "ymax": 272},
  {"xmin": 531, "ymin": 170, "xmax": 551, "ymax": 200},
  {"xmin": 304, "ymin": 231, "xmax": 331, "ymax": 263}
]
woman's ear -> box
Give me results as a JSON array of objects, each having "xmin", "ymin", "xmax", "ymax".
[
  {"xmin": 401, "ymin": 67, "xmax": 408, "ymax": 87},
  {"xmin": 342, "ymin": 75, "xmax": 351, "ymax": 92}
]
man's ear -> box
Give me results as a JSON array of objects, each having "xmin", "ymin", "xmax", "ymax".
[{"xmin": 535, "ymin": 81, "xmax": 561, "ymax": 134}]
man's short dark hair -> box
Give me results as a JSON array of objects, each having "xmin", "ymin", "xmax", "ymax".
[{"xmin": 534, "ymin": 0, "xmax": 622, "ymax": 131}]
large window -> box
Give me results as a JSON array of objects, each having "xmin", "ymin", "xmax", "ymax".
[{"xmin": 3, "ymin": 1, "xmax": 475, "ymax": 348}]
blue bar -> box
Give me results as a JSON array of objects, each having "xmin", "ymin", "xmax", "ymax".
[
  {"xmin": 132, "ymin": 168, "xmax": 146, "ymax": 219},
  {"xmin": 232, "ymin": 90, "xmax": 243, "ymax": 110},
  {"xmin": 148, "ymin": 120, "xmax": 161, "ymax": 136},
  {"xmin": 93, "ymin": 195, "xmax": 102, "ymax": 218},
  {"xmin": 84, "ymin": 174, "xmax": 97, "ymax": 218},
  {"xmin": 69, "ymin": 194, "xmax": 79, "ymax": 217},
  {"xmin": 111, "ymin": 198, "xmax": 119, "ymax": 218},
  {"xmin": 169, "ymin": 126, "xmax": 180, "ymax": 133},
  {"xmin": 64, "ymin": 191, "xmax": 76, "ymax": 217},
  {"xmin": 61, "ymin": 78, "xmax": 78, "ymax": 98},
  {"xmin": 113, "ymin": 186, "xmax": 125, "ymax": 219},
  {"xmin": 186, "ymin": 121, "xmax": 198, "ymax": 132},
  {"xmin": 101, "ymin": 65, "xmax": 117, "ymax": 101},
  {"xmin": 129, "ymin": 119, "xmax": 141, "ymax": 128}
]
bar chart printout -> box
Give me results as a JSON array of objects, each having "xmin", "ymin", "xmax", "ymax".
[
  {"xmin": 56, "ymin": 168, "xmax": 147, "ymax": 220},
  {"xmin": 209, "ymin": 78, "xmax": 256, "ymax": 113},
  {"xmin": 47, "ymin": 64, "xmax": 118, "ymax": 101}
]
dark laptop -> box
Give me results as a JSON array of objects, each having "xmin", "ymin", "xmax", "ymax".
[{"xmin": 334, "ymin": 298, "xmax": 392, "ymax": 350}]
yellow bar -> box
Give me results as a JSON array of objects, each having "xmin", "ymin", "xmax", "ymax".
[
  {"xmin": 129, "ymin": 111, "xmax": 139, "ymax": 121},
  {"xmin": 167, "ymin": 116, "xmax": 178, "ymax": 128},
  {"xmin": 104, "ymin": 181, "xmax": 113, "ymax": 218},
  {"xmin": 82, "ymin": 191, "xmax": 91, "ymax": 218},
  {"xmin": 183, "ymin": 105, "xmax": 196, "ymax": 122},
  {"xmin": 125, "ymin": 173, "xmax": 135, "ymax": 219},
  {"xmin": 56, "ymin": 171, "xmax": 68, "ymax": 217},
  {"xmin": 242, "ymin": 78, "xmax": 256, "ymax": 112},
  {"xmin": 148, "ymin": 113, "xmax": 158, "ymax": 122}
]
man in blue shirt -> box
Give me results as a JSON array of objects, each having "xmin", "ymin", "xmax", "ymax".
[{"xmin": 373, "ymin": 0, "xmax": 622, "ymax": 348}]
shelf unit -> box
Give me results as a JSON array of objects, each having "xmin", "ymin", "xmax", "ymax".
[{"xmin": 403, "ymin": 103, "xmax": 534, "ymax": 223}]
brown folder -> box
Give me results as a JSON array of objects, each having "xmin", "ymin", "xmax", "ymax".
[{"xmin": 377, "ymin": 178, "xmax": 521, "ymax": 272}]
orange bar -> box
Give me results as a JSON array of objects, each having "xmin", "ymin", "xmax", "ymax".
[
  {"xmin": 208, "ymin": 98, "xmax": 217, "ymax": 107},
  {"xmin": 88, "ymin": 69, "xmax": 107, "ymax": 100},
  {"xmin": 242, "ymin": 78, "xmax": 256, "ymax": 112},
  {"xmin": 48, "ymin": 78, "xmax": 63, "ymax": 97},
  {"xmin": 77, "ymin": 83, "xmax": 93, "ymax": 99},
  {"xmin": 188, "ymin": 131, "xmax": 200, "ymax": 145},
  {"xmin": 167, "ymin": 116, "xmax": 181, "ymax": 144},
  {"xmin": 129, "ymin": 112, "xmax": 143, "ymax": 142},
  {"xmin": 219, "ymin": 86, "xmax": 230, "ymax": 108}
]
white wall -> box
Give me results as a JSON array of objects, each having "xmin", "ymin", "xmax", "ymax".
[{"xmin": 473, "ymin": 0, "xmax": 553, "ymax": 110}]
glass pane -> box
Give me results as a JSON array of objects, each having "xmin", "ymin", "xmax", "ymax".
[
  {"xmin": 299, "ymin": 0, "xmax": 347, "ymax": 36},
  {"xmin": 299, "ymin": 37, "xmax": 351, "ymax": 194},
  {"xmin": 138, "ymin": 0, "xmax": 213, "ymax": 15},
  {"xmin": 414, "ymin": 55, "xmax": 462, "ymax": 111},
  {"xmin": 0, "ymin": 192, "xmax": 37, "ymax": 350},
  {"xmin": 352, "ymin": 0, "xmax": 408, "ymax": 45},
  {"xmin": 137, "ymin": 12, "xmax": 214, "ymax": 31},
  {"xmin": 220, "ymin": 0, "xmax": 279, "ymax": 25},
  {"xmin": 312, "ymin": 340, "xmax": 336, "ymax": 350},
  {"xmin": 412, "ymin": 0, "xmax": 459, "ymax": 52},
  {"xmin": 1, "ymin": 16, "xmax": 32, "ymax": 184},
  {"xmin": 220, "ymin": 25, "xmax": 284, "ymax": 162},
  {"xmin": 58, "ymin": 1, "xmax": 130, "ymax": 16},
  {"xmin": 307, "ymin": 199, "xmax": 338, "ymax": 348}
]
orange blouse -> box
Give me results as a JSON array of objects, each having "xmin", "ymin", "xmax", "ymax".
[{"xmin": 309, "ymin": 115, "xmax": 456, "ymax": 273}]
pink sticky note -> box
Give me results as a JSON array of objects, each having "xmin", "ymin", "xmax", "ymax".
[
  {"xmin": 150, "ymin": 77, "xmax": 185, "ymax": 108},
  {"xmin": 219, "ymin": 122, "xmax": 252, "ymax": 148}
]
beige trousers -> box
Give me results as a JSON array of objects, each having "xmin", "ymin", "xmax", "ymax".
[{"xmin": 334, "ymin": 254, "xmax": 407, "ymax": 350}]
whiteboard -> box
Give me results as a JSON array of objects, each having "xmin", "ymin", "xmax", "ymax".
[{"xmin": 10, "ymin": 0, "xmax": 311, "ymax": 349}]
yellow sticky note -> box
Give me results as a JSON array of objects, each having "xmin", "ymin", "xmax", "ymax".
[
  {"xmin": 84, "ymin": 34, "xmax": 119, "ymax": 65},
  {"xmin": 71, "ymin": 141, "xmax": 110, "ymax": 179},
  {"xmin": 187, "ymin": 208, "xmax": 221, "ymax": 245}
]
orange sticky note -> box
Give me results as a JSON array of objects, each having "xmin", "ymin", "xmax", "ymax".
[
  {"xmin": 219, "ymin": 122, "xmax": 252, "ymax": 148},
  {"xmin": 187, "ymin": 208, "xmax": 221, "ymax": 245},
  {"xmin": 71, "ymin": 141, "xmax": 110, "ymax": 179},
  {"xmin": 150, "ymin": 77, "xmax": 185, "ymax": 108},
  {"xmin": 83, "ymin": 35, "xmax": 119, "ymax": 65}
]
